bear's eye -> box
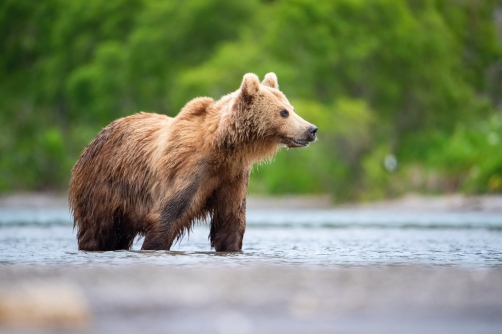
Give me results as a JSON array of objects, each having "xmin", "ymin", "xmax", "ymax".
[{"xmin": 280, "ymin": 109, "xmax": 289, "ymax": 118}]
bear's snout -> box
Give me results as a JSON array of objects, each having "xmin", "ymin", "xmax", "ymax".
[
  {"xmin": 308, "ymin": 125, "xmax": 318, "ymax": 142},
  {"xmin": 282, "ymin": 123, "xmax": 318, "ymax": 148}
]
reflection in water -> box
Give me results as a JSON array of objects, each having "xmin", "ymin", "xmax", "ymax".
[{"xmin": 0, "ymin": 208, "xmax": 501, "ymax": 267}]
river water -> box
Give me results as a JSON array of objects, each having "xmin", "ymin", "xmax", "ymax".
[{"xmin": 1, "ymin": 208, "xmax": 501, "ymax": 267}]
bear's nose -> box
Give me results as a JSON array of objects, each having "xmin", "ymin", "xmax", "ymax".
[
  {"xmin": 309, "ymin": 125, "xmax": 318, "ymax": 136},
  {"xmin": 307, "ymin": 125, "xmax": 318, "ymax": 142}
]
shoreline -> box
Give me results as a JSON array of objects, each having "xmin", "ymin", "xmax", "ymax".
[
  {"xmin": 0, "ymin": 265, "xmax": 501, "ymax": 333},
  {"xmin": 0, "ymin": 191, "xmax": 501, "ymax": 211}
]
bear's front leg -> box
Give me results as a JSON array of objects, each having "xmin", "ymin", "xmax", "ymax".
[
  {"xmin": 142, "ymin": 176, "xmax": 204, "ymax": 250},
  {"xmin": 209, "ymin": 172, "xmax": 249, "ymax": 252}
]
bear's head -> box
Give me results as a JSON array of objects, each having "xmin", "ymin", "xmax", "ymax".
[{"xmin": 220, "ymin": 72, "xmax": 317, "ymax": 155}]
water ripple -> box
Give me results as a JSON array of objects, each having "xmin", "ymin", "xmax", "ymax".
[{"xmin": 1, "ymin": 208, "xmax": 501, "ymax": 267}]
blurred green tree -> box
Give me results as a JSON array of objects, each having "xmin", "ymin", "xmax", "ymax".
[{"xmin": 0, "ymin": 0, "xmax": 500, "ymax": 198}]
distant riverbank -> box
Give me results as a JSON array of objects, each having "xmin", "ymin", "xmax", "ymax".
[{"xmin": 0, "ymin": 192, "xmax": 501, "ymax": 211}]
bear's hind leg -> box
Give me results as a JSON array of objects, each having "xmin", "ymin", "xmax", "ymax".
[
  {"xmin": 109, "ymin": 211, "xmax": 138, "ymax": 250},
  {"xmin": 115, "ymin": 230, "xmax": 136, "ymax": 250},
  {"xmin": 76, "ymin": 219, "xmax": 103, "ymax": 251},
  {"xmin": 77, "ymin": 219, "xmax": 126, "ymax": 251},
  {"xmin": 77, "ymin": 212, "xmax": 137, "ymax": 251}
]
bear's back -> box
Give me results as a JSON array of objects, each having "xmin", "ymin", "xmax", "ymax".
[
  {"xmin": 69, "ymin": 112, "xmax": 175, "ymax": 222},
  {"xmin": 73, "ymin": 112, "xmax": 173, "ymax": 173}
]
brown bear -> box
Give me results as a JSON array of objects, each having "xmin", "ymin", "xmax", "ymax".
[{"xmin": 69, "ymin": 72, "xmax": 317, "ymax": 252}]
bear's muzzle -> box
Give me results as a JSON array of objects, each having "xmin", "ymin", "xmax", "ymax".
[{"xmin": 286, "ymin": 125, "xmax": 318, "ymax": 148}]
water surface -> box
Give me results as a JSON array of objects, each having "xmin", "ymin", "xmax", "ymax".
[{"xmin": 1, "ymin": 208, "xmax": 501, "ymax": 267}]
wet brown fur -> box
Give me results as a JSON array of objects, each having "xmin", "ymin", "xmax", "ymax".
[{"xmin": 69, "ymin": 73, "xmax": 316, "ymax": 251}]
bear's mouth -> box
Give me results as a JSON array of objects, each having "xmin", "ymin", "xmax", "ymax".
[{"xmin": 285, "ymin": 137, "xmax": 311, "ymax": 148}]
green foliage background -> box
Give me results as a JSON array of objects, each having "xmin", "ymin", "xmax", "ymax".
[{"xmin": 1, "ymin": 0, "xmax": 501, "ymax": 201}]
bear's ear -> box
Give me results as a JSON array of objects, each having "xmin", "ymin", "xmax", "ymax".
[
  {"xmin": 240, "ymin": 73, "xmax": 260, "ymax": 98},
  {"xmin": 261, "ymin": 72, "xmax": 278, "ymax": 89}
]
